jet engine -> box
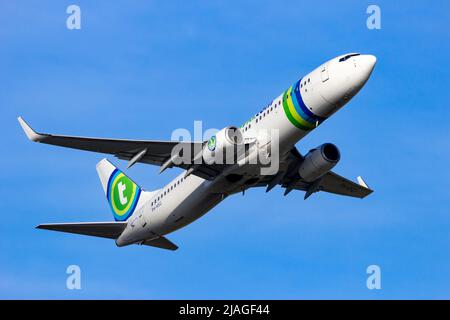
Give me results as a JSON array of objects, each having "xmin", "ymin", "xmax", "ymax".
[
  {"xmin": 298, "ymin": 143, "xmax": 340, "ymax": 182},
  {"xmin": 202, "ymin": 126, "xmax": 244, "ymax": 164}
]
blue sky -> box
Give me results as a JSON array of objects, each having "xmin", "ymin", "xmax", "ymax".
[{"xmin": 1, "ymin": 0, "xmax": 449, "ymax": 299}]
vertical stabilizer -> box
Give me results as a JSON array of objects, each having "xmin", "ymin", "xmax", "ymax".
[{"xmin": 96, "ymin": 159, "xmax": 142, "ymax": 221}]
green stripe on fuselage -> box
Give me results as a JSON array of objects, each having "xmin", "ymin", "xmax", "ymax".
[
  {"xmin": 282, "ymin": 89, "xmax": 312, "ymax": 131},
  {"xmin": 286, "ymin": 87, "xmax": 315, "ymax": 130}
]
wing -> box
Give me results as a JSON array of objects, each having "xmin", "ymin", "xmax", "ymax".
[
  {"xmin": 280, "ymin": 171, "xmax": 373, "ymax": 198},
  {"xmin": 36, "ymin": 221, "xmax": 127, "ymax": 239},
  {"xmin": 18, "ymin": 117, "xmax": 202, "ymax": 167},
  {"xmin": 317, "ymin": 171, "xmax": 373, "ymax": 198},
  {"xmin": 259, "ymin": 147, "xmax": 373, "ymax": 199},
  {"xmin": 18, "ymin": 117, "xmax": 240, "ymax": 180}
]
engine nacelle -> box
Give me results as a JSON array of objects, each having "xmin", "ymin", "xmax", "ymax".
[
  {"xmin": 298, "ymin": 143, "xmax": 340, "ymax": 182},
  {"xmin": 203, "ymin": 126, "xmax": 243, "ymax": 164}
]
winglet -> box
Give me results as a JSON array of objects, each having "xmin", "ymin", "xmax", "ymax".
[
  {"xmin": 17, "ymin": 117, "xmax": 46, "ymax": 142},
  {"xmin": 357, "ymin": 176, "xmax": 369, "ymax": 189}
]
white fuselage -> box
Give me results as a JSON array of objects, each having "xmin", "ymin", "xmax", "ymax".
[{"xmin": 116, "ymin": 53, "xmax": 376, "ymax": 246}]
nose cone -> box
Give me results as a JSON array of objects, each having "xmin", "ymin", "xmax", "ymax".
[
  {"xmin": 348, "ymin": 54, "xmax": 377, "ymax": 91},
  {"xmin": 358, "ymin": 54, "xmax": 377, "ymax": 80},
  {"xmin": 318, "ymin": 53, "xmax": 377, "ymax": 110}
]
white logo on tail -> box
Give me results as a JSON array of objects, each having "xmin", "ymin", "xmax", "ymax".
[{"xmin": 118, "ymin": 182, "xmax": 128, "ymax": 205}]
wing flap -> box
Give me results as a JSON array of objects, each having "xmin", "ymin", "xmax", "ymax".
[{"xmin": 36, "ymin": 222, "xmax": 127, "ymax": 239}]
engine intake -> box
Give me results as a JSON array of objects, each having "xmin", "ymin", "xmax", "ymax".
[{"xmin": 298, "ymin": 143, "xmax": 340, "ymax": 182}]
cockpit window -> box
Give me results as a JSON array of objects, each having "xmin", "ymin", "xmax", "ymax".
[{"xmin": 339, "ymin": 53, "xmax": 360, "ymax": 62}]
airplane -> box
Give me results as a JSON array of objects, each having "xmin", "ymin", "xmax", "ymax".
[{"xmin": 18, "ymin": 53, "xmax": 376, "ymax": 251}]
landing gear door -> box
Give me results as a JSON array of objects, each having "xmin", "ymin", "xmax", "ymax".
[{"xmin": 321, "ymin": 63, "xmax": 329, "ymax": 82}]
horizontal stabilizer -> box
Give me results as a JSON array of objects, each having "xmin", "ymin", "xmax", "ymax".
[
  {"xmin": 142, "ymin": 236, "xmax": 178, "ymax": 251},
  {"xmin": 36, "ymin": 221, "xmax": 127, "ymax": 239}
]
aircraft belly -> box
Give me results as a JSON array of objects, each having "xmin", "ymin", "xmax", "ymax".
[{"xmin": 157, "ymin": 185, "xmax": 222, "ymax": 235}]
